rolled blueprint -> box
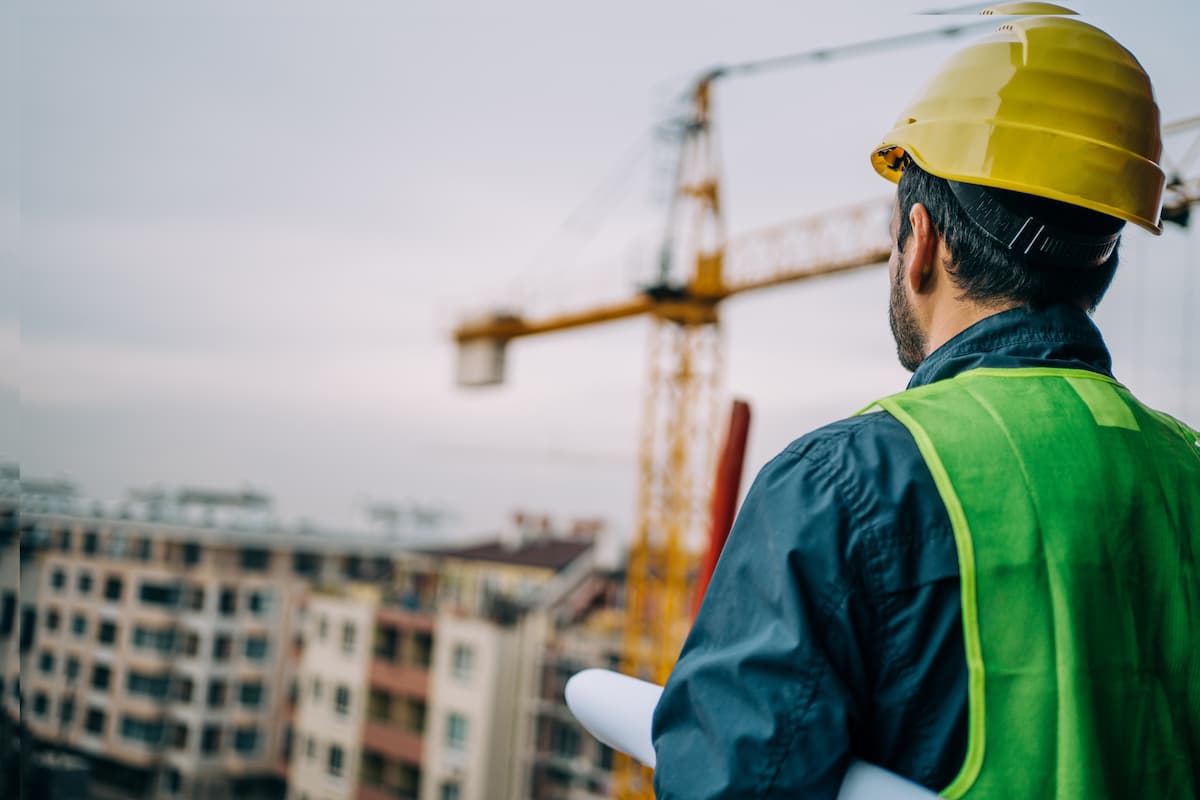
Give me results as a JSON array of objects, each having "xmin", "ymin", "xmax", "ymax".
[{"xmin": 564, "ymin": 668, "xmax": 939, "ymax": 800}]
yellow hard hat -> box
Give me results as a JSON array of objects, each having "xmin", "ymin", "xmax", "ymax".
[{"xmin": 871, "ymin": 16, "xmax": 1165, "ymax": 234}]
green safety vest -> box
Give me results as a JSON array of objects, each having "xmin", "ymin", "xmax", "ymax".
[{"xmin": 867, "ymin": 367, "xmax": 1200, "ymax": 798}]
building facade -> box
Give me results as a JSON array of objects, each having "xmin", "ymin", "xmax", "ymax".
[
  {"xmin": 289, "ymin": 589, "xmax": 376, "ymax": 800},
  {"xmin": 530, "ymin": 586, "xmax": 624, "ymax": 800},
  {"xmin": 288, "ymin": 579, "xmax": 437, "ymax": 800},
  {"xmin": 287, "ymin": 524, "xmax": 609, "ymax": 800},
  {"xmin": 10, "ymin": 486, "xmax": 425, "ymax": 800},
  {"xmin": 418, "ymin": 532, "xmax": 600, "ymax": 800},
  {"xmin": 5, "ymin": 483, "xmax": 623, "ymax": 800}
]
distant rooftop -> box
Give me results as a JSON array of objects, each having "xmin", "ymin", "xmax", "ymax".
[
  {"xmin": 12, "ymin": 481, "xmax": 607, "ymax": 567},
  {"xmin": 17, "ymin": 488, "xmax": 447, "ymax": 557},
  {"xmin": 426, "ymin": 537, "xmax": 592, "ymax": 572}
]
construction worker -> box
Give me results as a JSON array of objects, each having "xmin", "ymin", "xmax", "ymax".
[{"xmin": 651, "ymin": 10, "xmax": 1200, "ymax": 800}]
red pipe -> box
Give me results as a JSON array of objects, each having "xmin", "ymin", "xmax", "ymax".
[{"xmin": 692, "ymin": 399, "xmax": 751, "ymax": 619}]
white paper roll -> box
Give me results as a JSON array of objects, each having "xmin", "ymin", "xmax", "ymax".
[{"xmin": 564, "ymin": 668, "xmax": 939, "ymax": 800}]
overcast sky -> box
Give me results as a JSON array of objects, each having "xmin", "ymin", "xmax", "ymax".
[{"xmin": 13, "ymin": 0, "xmax": 1200, "ymax": 542}]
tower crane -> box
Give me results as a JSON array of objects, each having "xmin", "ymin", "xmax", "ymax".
[{"xmin": 451, "ymin": 20, "xmax": 1200, "ymax": 800}]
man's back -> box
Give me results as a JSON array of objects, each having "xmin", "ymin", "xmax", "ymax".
[
  {"xmin": 651, "ymin": 305, "xmax": 1200, "ymax": 799},
  {"xmin": 877, "ymin": 365, "xmax": 1200, "ymax": 798}
]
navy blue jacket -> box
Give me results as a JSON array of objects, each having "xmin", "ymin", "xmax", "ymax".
[{"xmin": 652, "ymin": 304, "xmax": 1116, "ymax": 799}]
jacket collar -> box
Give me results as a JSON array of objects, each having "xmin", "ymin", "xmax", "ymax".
[{"xmin": 908, "ymin": 304, "xmax": 1113, "ymax": 390}]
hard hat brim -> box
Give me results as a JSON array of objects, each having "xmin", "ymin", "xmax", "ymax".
[{"xmin": 872, "ymin": 119, "xmax": 1165, "ymax": 235}]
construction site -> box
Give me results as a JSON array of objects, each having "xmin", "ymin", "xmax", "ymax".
[
  {"xmin": 450, "ymin": 5, "xmax": 1200, "ymax": 794},
  {"xmin": 9, "ymin": 1, "xmax": 1200, "ymax": 799}
]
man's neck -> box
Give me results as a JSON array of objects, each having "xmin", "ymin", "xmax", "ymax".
[{"xmin": 923, "ymin": 300, "xmax": 1022, "ymax": 359}]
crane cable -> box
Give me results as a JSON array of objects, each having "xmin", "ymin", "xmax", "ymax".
[
  {"xmin": 524, "ymin": 5, "xmax": 1030, "ymax": 302},
  {"xmin": 501, "ymin": 131, "xmax": 652, "ymax": 312},
  {"xmin": 698, "ymin": 19, "xmax": 997, "ymax": 85},
  {"xmin": 649, "ymin": 11, "xmax": 1000, "ymax": 283}
]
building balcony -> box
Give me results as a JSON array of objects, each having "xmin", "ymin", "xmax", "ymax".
[
  {"xmin": 121, "ymin": 694, "xmax": 172, "ymax": 718},
  {"xmin": 124, "ymin": 648, "xmax": 176, "ymax": 670},
  {"xmin": 375, "ymin": 604, "xmax": 435, "ymax": 631},
  {"xmin": 358, "ymin": 784, "xmax": 418, "ymax": 800},
  {"xmin": 106, "ymin": 738, "xmax": 164, "ymax": 769},
  {"xmin": 220, "ymin": 750, "xmax": 274, "ymax": 776},
  {"xmin": 369, "ymin": 660, "xmax": 429, "ymax": 698},
  {"xmin": 361, "ymin": 721, "xmax": 423, "ymax": 765},
  {"xmin": 229, "ymin": 705, "xmax": 267, "ymax": 727}
]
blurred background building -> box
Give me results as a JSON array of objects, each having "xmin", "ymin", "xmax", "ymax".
[{"xmin": 1, "ymin": 476, "xmax": 622, "ymax": 800}]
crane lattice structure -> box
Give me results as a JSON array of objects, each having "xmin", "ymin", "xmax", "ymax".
[
  {"xmin": 1161, "ymin": 115, "xmax": 1200, "ymax": 227},
  {"xmin": 452, "ymin": 29, "xmax": 1200, "ymax": 800}
]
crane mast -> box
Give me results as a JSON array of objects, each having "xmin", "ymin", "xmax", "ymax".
[{"xmin": 614, "ymin": 77, "xmax": 725, "ymax": 799}]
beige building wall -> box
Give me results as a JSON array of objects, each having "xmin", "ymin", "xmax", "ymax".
[
  {"xmin": 503, "ymin": 609, "xmax": 552, "ymax": 800},
  {"xmin": 289, "ymin": 591, "xmax": 375, "ymax": 800},
  {"xmin": 420, "ymin": 608, "xmax": 549, "ymax": 800},
  {"xmin": 421, "ymin": 613, "xmax": 509, "ymax": 800}
]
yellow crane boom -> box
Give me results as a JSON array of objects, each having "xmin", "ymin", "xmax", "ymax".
[{"xmin": 453, "ymin": 197, "xmax": 892, "ymax": 383}]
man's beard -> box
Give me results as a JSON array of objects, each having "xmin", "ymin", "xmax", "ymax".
[{"xmin": 889, "ymin": 268, "xmax": 926, "ymax": 373}]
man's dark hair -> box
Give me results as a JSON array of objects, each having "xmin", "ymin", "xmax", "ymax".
[{"xmin": 896, "ymin": 163, "xmax": 1121, "ymax": 310}]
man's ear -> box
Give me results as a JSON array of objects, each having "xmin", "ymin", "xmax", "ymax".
[{"xmin": 903, "ymin": 202, "xmax": 937, "ymax": 294}]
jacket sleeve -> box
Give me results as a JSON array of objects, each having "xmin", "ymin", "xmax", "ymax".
[{"xmin": 651, "ymin": 438, "xmax": 871, "ymax": 800}]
